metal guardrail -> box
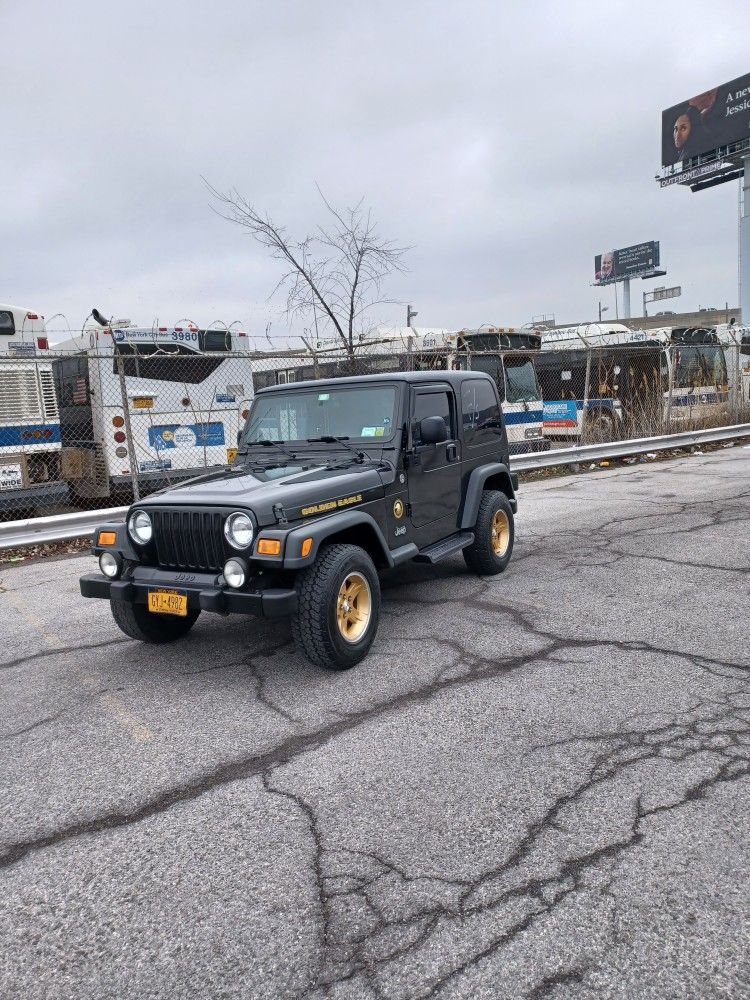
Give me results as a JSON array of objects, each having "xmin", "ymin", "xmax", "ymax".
[
  {"xmin": 511, "ymin": 422, "xmax": 750, "ymax": 472},
  {"xmin": 1, "ymin": 423, "xmax": 749, "ymax": 550},
  {"xmin": 0, "ymin": 506, "xmax": 129, "ymax": 550}
]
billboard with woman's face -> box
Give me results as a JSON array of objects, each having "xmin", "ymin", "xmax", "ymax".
[{"xmin": 661, "ymin": 71, "xmax": 750, "ymax": 167}]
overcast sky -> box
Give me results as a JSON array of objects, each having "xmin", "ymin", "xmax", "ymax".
[{"xmin": 4, "ymin": 0, "xmax": 747, "ymax": 342}]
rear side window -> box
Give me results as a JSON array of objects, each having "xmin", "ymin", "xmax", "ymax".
[
  {"xmin": 413, "ymin": 389, "xmax": 454, "ymax": 442},
  {"xmin": 461, "ymin": 379, "xmax": 503, "ymax": 448},
  {"xmin": 0, "ymin": 311, "xmax": 15, "ymax": 335}
]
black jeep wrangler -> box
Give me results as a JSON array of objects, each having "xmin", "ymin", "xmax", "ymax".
[{"xmin": 80, "ymin": 372, "xmax": 517, "ymax": 669}]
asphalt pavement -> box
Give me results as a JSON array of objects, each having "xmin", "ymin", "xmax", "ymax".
[{"xmin": 1, "ymin": 446, "xmax": 749, "ymax": 1000}]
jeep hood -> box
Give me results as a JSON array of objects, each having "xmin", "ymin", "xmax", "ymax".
[{"xmin": 138, "ymin": 460, "xmax": 392, "ymax": 526}]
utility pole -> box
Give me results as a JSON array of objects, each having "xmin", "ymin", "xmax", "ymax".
[
  {"xmin": 741, "ymin": 156, "xmax": 750, "ymax": 323},
  {"xmin": 598, "ymin": 302, "xmax": 609, "ymax": 322},
  {"xmin": 622, "ymin": 278, "xmax": 631, "ymax": 319},
  {"xmin": 406, "ymin": 304, "xmax": 418, "ymax": 328}
]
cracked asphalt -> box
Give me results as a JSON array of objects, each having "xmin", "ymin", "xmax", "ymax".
[{"xmin": 1, "ymin": 446, "xmax": 749, "ymax": 1000}]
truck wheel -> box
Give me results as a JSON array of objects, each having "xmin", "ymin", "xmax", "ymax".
[
  {"xmin": 291, "ymin": 543, "xmax": 381, "ymax": 670},
  {"xmin": 463, "ymin": 490, "xmax": 514, "ymax": 576},
  {"xmin": 109, "ymin": 599, "xmax": 200, "ymax": 643}
]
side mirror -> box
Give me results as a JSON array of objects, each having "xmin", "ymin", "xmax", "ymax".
[{"xmin": 419, "ymin": 415, "xmax": 448, "ymax": 445}]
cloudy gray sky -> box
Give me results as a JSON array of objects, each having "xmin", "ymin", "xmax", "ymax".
[{"xmin": 4, "ymin": 0, "xmax": 747, "ymax": 341}]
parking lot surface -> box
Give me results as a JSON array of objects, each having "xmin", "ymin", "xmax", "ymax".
[{"xmin": 1, "ymin": 447, "xmax": 749, "ymax": 1000}]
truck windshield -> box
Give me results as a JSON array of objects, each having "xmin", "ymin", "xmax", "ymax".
[
  {"xmin": 242, "ymin": 385, "xmax": 398, "ymax": 445},
  {"xmin": 504, "ymin": 357, "xmax": 541, "ymax": 403}
]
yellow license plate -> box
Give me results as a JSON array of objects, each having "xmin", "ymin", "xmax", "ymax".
[
  {"xmin": 133, "ymin": 397, "xmax": 154, "ymax": 409},
  {"xmin": 226, "ymin": 447, "xmax": 238, "ymax": 464},
  {"xmin": 147, "ymin": 590, "xmax": 188, "ymax": 616}
]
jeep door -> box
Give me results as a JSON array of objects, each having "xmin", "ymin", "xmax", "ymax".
[{"xmin": 407, "ymin": 385, "xmax": 461, "ymax": 539}]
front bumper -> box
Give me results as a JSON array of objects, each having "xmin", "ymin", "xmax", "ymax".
[{"xmin": 80, "ymin": 567, "xmax": 297, "ymax": 618}]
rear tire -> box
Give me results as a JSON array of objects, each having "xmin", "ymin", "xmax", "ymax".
[
  {"xmin": 463, "ymin": 490, "xmax": 514, "ymax": 576},
  {"xmin": 291, "ymin": 543, "xmax": 381, "ymax": 670},
  {"xmin": 109, "ymin": 599, "xmax": 200, "ymax": 643}
]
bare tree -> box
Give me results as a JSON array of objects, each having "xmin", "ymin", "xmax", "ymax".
[{"xmin": 207, "ymin": 182, "xmax": 410, "ymax": 361}]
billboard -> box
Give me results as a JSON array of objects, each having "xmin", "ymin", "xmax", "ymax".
[
  {"xmin": 661, "ymin": 71, "xmax": 750, "ymax": 168},
  {"xmin": 594, "ymin": 242, "xmax": 660, "ymax": 285}
]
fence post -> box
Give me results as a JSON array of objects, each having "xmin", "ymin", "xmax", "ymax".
[
  {"xmin": 664, "ymin": 344, "xmax": 675, "ymax": 430},
  {"xmin": 730, "ymin": 327, "xmax": 741, "ymax": 422},
  {"xmin": 115, "ymin": 350, "xmax": 141, "ymax": 502},
  {"xmin": 580, "ymin": 348, "xmax": 592, "ymax": 441}
]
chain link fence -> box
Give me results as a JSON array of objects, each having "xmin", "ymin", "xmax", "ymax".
[{"xmin": 1, "ymin": 334, "xmax": 748, "ymax": 521}]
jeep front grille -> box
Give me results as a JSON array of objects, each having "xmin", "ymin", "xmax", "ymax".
[{"xmin": 151, "ymin": 509, "xmax": 225, "ymax": 572}]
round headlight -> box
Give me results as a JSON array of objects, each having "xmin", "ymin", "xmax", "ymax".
[
  {"xmin": 223, "ymin": 558, "xmax": 247, "ymax": 589},
  {"xmin": 224, "ymin": 511, "xmax": 253, "ymax": 550},
  {"xmin": 99, "ymin": 551, "xmax": 121, "ymax": 579},
  {"xmin": 128, "ymin": 509, "xmax": 152, "ymax": 545}
]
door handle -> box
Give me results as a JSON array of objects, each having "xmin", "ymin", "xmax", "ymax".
[{"xmin": 446, "ymin": 443, "xmax": 458, "ymax": 462}]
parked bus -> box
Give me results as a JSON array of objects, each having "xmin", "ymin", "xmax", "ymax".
[
  {"xmin": 716, "ymin": 323, "xmax": 750, "ymax": 413},
  {"xmin": 452, "ymin": 328, "xmax": 549, "ymax": 454},
  {"xmin": 252, "ymin": 326, "xmax": 549, "ymax": 454},
  {"xmin": 537, "ymin": 322, "xmax": 731, "ymax": 441},
  {"xmin": 52, "ymin": 319, "xmax": 254, "ymax": 499},
  {"xmin": 0, "ymin": 304, "xmax": 67, "ymax": 515}
]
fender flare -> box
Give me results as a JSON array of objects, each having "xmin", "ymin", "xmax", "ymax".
[
  {"xmin": 282, "ymin": 509, "xmax": 395, "ymax": 569},
  {"xmin": 459, "ymin": 463, "xmax": 517, "ymax": 529}
]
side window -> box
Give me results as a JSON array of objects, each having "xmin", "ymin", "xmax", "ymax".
[
  {"xmin": 413, "ymin": 390, "xmax": 453, "ymax": 442},
  {"xmin": 0, "ymin": 310, "xmax": 15, "ymax": 335},
  {"xmin": 461, "ymin": 379, "xmax": 503, "ymax": 448}
]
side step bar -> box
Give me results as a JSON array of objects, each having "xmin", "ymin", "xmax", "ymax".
[{"xmin": 413, "ymin": 531, "xmax": 474, "ymax": 564}]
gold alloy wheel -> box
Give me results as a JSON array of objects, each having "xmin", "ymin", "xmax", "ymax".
[
  {"xmin": 336, "ymin": 572, "xmax": 372, "ymax": 644},
  {"xmin": 491, "ymin": 509, "xmax": 510, "ymax": 557}
]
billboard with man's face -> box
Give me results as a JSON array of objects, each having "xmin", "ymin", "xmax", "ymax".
[
  {"xmin": 594, "ymin": 242, "xmax": 660, "ymax": 285},
  {"xmin": 661, "ymin": 71, "xmax": 750, "ymax": 168}
]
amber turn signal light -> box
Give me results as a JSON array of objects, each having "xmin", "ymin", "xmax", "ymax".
[
  {"xmin": 301, "ymin": 537, "xmax": 313, "ymax": 558},
  {"xmin": 98, "ymin": 531, "xmax": 117, "ymax": 546},
  {"xmin": 257, "ymin": 538, "xmax": 282, "ymax": 556},
  {"xmin": 112, "ymin": 415, "xmax": 125, "ymax": 428}
]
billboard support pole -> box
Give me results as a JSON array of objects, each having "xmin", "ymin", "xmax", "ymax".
[
  {"xmin": 741, "ymin": 156, "xmax": 750, "ymax": 324},
  {"xmin": 623, "ymin": 278, "xmax": 631, "ymax": 319}
]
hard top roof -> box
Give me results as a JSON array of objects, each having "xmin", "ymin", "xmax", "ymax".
[{"xmin": 255, "ymin": 370, "xmax": 494, "ymax": 394}]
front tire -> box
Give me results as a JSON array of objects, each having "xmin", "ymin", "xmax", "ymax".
[
  {"xmin": 109, "ymin": 599, "xmax": 200, "ymax": 643},
  {"xmin": 463, "ymin": 490, "xmax": 514, "ymax": 576},
  {"xmin": 291, "ymin": 543, "xmax": 381, "ymax": 670}
]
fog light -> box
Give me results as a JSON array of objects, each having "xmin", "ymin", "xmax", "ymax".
[
  {"xmin": 99, "ymin": 551, "xmax": 121, "ymax": 579},
  {"xmin": 223, "ymin": 558, "xmax": 247, "ymax": 589}
]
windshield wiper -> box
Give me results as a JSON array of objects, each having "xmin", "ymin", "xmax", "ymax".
[
  {"xmin": 239, "ymin": 439, "xmax": 299, "ymax": 463},
  {"xmin": 304, "ymin": 436, "xmax": 367, "ymax": 464}
]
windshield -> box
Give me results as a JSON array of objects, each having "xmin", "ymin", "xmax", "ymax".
[
  {"xmin": 242, "ymin": 385, "xmax": 398, "ymax": 445},
  {"xmin": 504, "ymin": 357, "xmax": 541, "ymax": 403},
  {"xmin": 673, "ymin": 345, "xmax": 727, "ymax": 389}
]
